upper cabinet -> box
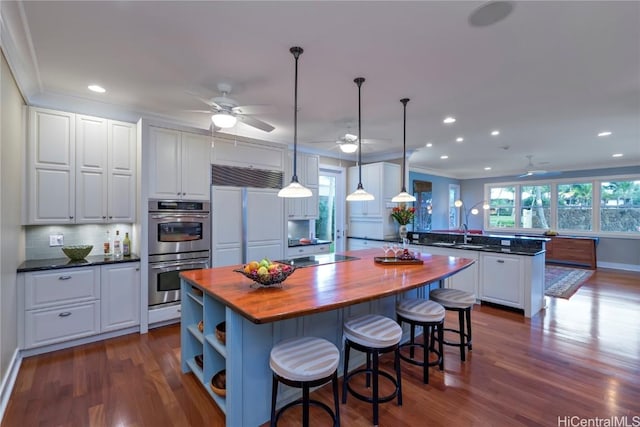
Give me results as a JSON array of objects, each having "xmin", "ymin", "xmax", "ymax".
[
  {"xmin": 26, "ymin": 107, "xmax": 137, "ymax": 225},
  {"xmin": 347, "ymin": 162, "xmax": 401, "ymax": 240},
  {"xmin": 147, "ymin": 127, "xmax": 211, "ymax": 200},
  {"xmin": 212, "ymin": 136, "xmax": 285, "ymax": 171},
  {"xmin": 285, "ymin": 152, "xmax": 319, "ymax": 220}
]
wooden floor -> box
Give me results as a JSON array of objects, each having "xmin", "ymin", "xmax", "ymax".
[{"xmin": 3, "ymin": 268, "xmax": 639, "ymax": 427}]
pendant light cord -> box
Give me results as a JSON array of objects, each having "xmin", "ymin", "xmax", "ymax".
[
  {"xmin": 290, "ymin": 46, "xmax": 303, "ymax": 183},
  {"xmin": 355, "ymin": 77, "xmax": 365, "ymax": 189},
  {"xmin": 400, "ymin": 98, "xmax": 409, "ymax": 192}
]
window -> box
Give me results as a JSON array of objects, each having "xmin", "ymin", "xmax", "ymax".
[
  {"xmin": 600, "ymin": 180, "xmax": 640, "ymax": 233},
  {"xmin": 557, "ymin": 183, "xmax": 593, "ymax": 231},
  {"xmin": 520, "ymin": 184, "xmax": 551, "ymax": 229},
  {"xmin": 489, "ymin": 186, "xmax": 515, "ymax": 229},
  {"xmin": 449, "ymin": 184, "xmax": 460, "ymax": 229},
  {"xmin": 413, "ymin": 180, "xmax": 432, "ymax": 231}
]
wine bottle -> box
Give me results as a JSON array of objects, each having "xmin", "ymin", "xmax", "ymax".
[
  {"xmin": 113, "ymin": 230, "xmax": 122, "ymax": 258},
  {"xmin": 123, "ymin": 232, "xmax": 131, "ymax": 257},
  {"xmin": 104, "ymin": 230, "xmax": 111, "ymax": 255}
]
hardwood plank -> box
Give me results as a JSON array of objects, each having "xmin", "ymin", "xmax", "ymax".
[{"xmin": 2, "ymin": 268, "xmax": 639, "ymax": 427}]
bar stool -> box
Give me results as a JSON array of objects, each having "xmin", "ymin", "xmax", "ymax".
[
  {"xmin": 429, "ymin": 288, "xmax": 475, "ymax": 362},
  {"xmin": 396, "ymin": 298, "xmax": 445, "ymax": 384},
  {"xmin": 270, "ymin": 336, "xmax": 341, "ymax": 427},
  {"xmin": 342, "ymin": 314, "xmax": 402, "ymax": 426}
]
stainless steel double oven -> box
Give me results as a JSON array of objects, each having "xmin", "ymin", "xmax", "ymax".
[{"xmin": 148, "ymin": 200, "xmax": 210, "ymax": 307}]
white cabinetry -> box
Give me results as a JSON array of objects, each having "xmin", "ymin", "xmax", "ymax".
[
  {"xmin": 479, "ymin": 253, "xmax": 524, "ymax": 309},
  {"xmin": 212, "ymin": 186, "xmax": 284, "ymax": 266},
  {"xmin": 348, "ymin": 162, "xmax": 401, "ymax": 240},
  {"xmin": 27, "ymin": 108, "xmax": 75, "ymax": 224},
  {"xmin": 20, "ymin": 262, "xmax": 141, "ymax": 351},
  {"xmin": 347, "ymin": 238, "xmax": 385, "ymax": 251},
  {"xmin": 27, "ymin": 107, "xmax": 137, "ymax": 224},
  {"xmin": 418, "ymin": 246, "xmax": 479, "ymax": 298},
  {"xmin": 76, "ymin": 115, "xmax": 137, "ymax": 223},
  {"xmin": 212, "ymin": 136, "xmax": 285, "ymax": 171},
  {"xmin": 286, "ymin": 244, "xmax": 330, "ymax": 258},
  {"xmin": 148, "ymin": 127, "xmax": 211, "ymax": 200},
  {"xmin": 101, "ymin": 263, "xmax": 140, "ymax": 332},
  {"xmin": 285, "ymin": 152, "xmax": 319, "ymax": 220}
]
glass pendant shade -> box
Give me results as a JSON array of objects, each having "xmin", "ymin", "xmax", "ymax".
[
  {"xmin": 347, "ymin": 77, "xmax": 374, "ymax": 202},
  {"xmin": 393, "ymin": 98, "xmax": 417, "ymax": 203},
  {"xmin": 279, "ymin": 46, "xmax": 311, "ymax": 199},
  {"xmin": 211, "ymin": 111, "xmax": 237, "ymax": 128},
  {"xmin": 278, "ymin": 178, "xmax": 313, "ymax": 198}
]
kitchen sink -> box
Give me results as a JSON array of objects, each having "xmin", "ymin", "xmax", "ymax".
[{"xmin": 455, "ymin": 244, "xmax": 486, "ymax": 250}]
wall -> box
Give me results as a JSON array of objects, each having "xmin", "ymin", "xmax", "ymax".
[
  {"xmin": 408, "ymin": 169, "xmax": 460, "ymax": 230},
  {"xmin": 0, "ymin": 50, "xmax": 25, "ymax": 406},
  {"xmin": 460, "ymin": 166, "xmax": 640, "ymax": 269}
]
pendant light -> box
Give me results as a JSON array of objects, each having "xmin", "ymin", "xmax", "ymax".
[
  {"xmin": 346, "ymin": 77, "xmax": 374, "ymax": 201},
  {"xmin": 391, "ymin": 98, "xmax": 417, "ymax": 203},
  {"xmin": 278, "ymin": 46, "xmax": 312, "ymax": 198}
]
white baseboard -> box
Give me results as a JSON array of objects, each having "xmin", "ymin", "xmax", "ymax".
[
  {"xmin": 0, "ymin": 348, "xmax": 22, "ymax": 422},
  {"xmin": 598, "ymin": 262, "xmax": 640, "ymax": 272}
]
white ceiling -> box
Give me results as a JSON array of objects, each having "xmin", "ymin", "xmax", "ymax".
[{"xmin": 2, "ymin": 1, "xmax": 639, "ymax": 179}]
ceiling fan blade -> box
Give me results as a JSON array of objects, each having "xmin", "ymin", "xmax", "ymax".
[
  {"xmin": 236, "ymin": 115, "xmax": 275, "ymax": 132},
  {"xmin": 232, "ymin": 104, "xmax": 274, "ymax": 115},
  {"xmin": 361, "ymin": 138, "xmax": 391, "ymax": 145},
  {"xmin": 184, "ymin": 109, "xmax": 214, "ymax": 114}
]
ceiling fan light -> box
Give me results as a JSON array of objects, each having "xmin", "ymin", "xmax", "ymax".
[
  {"xmin": 391, "ymin": 191, "xmax": 417, "ymax": 203},
  {"xmin": 211, "ymin": 111, "xmax": 237, "ymax": 128},
  {"xmin": 278, "ymin": 179, "xmax": 313, "ymax": 198},
  {"xmin": 340, "ymin": 141, "xmax": 358, "ymax": 153},
  {"xmin": 346, "ymin": 186, "xmax": 375, "ymax": 201}
]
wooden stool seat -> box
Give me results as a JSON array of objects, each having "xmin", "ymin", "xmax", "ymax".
[{"xmin": 270, "ymin": 337, "xmax": 340, "ymax": 427}]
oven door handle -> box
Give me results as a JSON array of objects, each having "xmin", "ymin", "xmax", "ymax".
[
  {"xmin": 151, "ymin": 262, "xmax": 209, "ymax": 270},
  {"xmin": 150, "ymin": 214, "xmax": 209, "ymax": 220}
]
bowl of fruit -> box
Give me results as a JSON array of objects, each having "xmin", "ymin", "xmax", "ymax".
[{"xmin": 234, "ymin": 258, "xmax": 296, "ymax": 287}]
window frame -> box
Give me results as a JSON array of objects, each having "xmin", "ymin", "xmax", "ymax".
[{"xmin": 483, "ymin": 174, "xmax": 640, "ymax": 239}]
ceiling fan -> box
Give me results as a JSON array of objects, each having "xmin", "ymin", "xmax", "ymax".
[
  {"xmin": 189, "ymin": 83, "xmax": 275, "ymax": 132},
  {"xmin": 306, "ymin": 125, "xmax": 390, "ymax": 153},
  {"xmin": 517, "ymin": 155, "xmax": 560, "ymax": 178}
]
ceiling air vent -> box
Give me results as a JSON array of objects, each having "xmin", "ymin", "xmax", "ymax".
[{"xmin": 211, "ymin": 165, "xmax": 283, "ymax": 189}]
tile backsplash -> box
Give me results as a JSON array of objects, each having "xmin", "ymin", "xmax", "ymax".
[{"xmin": 26, "ymin": 224, "xmax": 133, "ymax": 260}]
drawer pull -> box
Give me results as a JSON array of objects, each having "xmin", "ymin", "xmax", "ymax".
[
  {"xmin": 58, "ymin": 312, "xmax": 72, "ymax": 317},
  {"xmin": 496, "ymin": 259, "xmax": 505, "ymax": 263},
  {"xmin": 58, "ymin": 275, "xmax": 72, "ymax": 280}
]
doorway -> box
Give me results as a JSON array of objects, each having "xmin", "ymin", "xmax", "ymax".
[{"xmin": 315, "ymin": 166, "xmax": 346, "ymax": 253}]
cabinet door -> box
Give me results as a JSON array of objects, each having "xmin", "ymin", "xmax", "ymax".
[
  {"xmin": 480, "ymin": 254, "xmax": 523, "ymax": 308},
  {"xmin": 148, "ymin": 127, "xmax": 181, "ymax": 199},
  {"xmin": 304, "ymin": 155, "xmax": 319, "ymax": 187},
  {"xmin": 347, "ymin": 166, "xmax": 364, "ymax": 216},
  {"xmin": 101, "ymin": 263, "xmax": 140, "ymax": 332},
  {"xmin": 181, "ymin": 132, "xmax": 211, "ymax": 200},
  {"xmin": 212, "ymin": 186, "xmax": 242, "ymax": 267},
  {"xmin": 361, "ymin": 164, "xmax": 382, "ymax": 216},
  {"xmin": 108, "ymin": 120, "xmax": 137, "ymax": 222},
  {"xmin": 76, "ymin": 115, "xmax": 108, "ymax": 223},
  {"xmin": 27, "ymin": 108, "xmax": 76, "ymax": 224},
  {"xmin": 247, "ymin": 188, "xmax": 283, "ymax": 262}
]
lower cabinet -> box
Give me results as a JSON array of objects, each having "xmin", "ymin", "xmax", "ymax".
[
  {"xmin": 286, "ymin": 244, "xmax": 330, "ymax": 258},
  {"xmin": 347, "ymin": 238, "xmax": 385, "ymax": 251},
  {"xmin": 479, "ymin": 253, "xmax": 524, "ymax": 309},
  {"xmin": 417, "ymin": 246, "xmax": 479, "ymax": 298},
  {"xmin": 20, "ymin": 262, "xmax": 140, "ymax": 351}
]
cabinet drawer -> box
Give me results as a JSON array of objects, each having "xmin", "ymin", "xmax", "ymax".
[
  {"xmin": 25, "ymin": 267, "xmax": 99, "ymax": 309},
  {"xmin": 287, "ymin": 244, "xmax": 329, "ymax": 258},
  {"xmin": 24, "ymin": 301, "xmax": 100, "ymax": 348}
]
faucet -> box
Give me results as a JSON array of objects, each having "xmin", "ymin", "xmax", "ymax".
[{"xmin": 461, "ymin": 223, "xmax": 471, "ymax": 244}]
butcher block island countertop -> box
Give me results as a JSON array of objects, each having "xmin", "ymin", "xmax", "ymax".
[
  {"xmin": 180, "ymin": 248, "xmax": 475, "ymax": 324},
  {"xmin": 179, "ymin": 248, "xmax": 474, "ymax": 427}
]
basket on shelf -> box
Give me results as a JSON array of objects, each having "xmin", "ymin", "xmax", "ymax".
[
  {"xmin": 215, "ymin": 321, "xmax": 226, "ymax": 344},
  {"xmin": 210, "ymin": 370, "xmax": 226, "ymax": 397}
]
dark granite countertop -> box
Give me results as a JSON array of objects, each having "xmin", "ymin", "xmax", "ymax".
[{"xmin": 18, "ymin": 254, "xmax": 141, "ymax": 273}]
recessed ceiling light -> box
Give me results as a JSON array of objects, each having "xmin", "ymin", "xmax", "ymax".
[
  {"xmin": 456, "ymin": 137, "xmax": 464, "ymax": 143},
  {"xmin": 612, "ymin": 153, "xmax": 623, "ymax": 157},
  {"xmin": 440, "ymin": 155, "xmax": 449, "ymax": 159},
  {"xmin": 443, "ymin": 116, "xmax": 456, "ymax": 124},
  {"xmin": 491, "ymin": 130, "xmax": 500, "ymax": 136},
  {"xmin": 88, "ymin": 84, "xmax": 106, "ymax": 93},
  {"xmin": 425, "ymin": 142, "xmax": 433, "ymax": 148},
  {"xmin": 484, "ymin": 166, "xmax": 492, "ymax": 170},
  {"xmin": 598, "ymin": 131, "xmax": 612, "ymax": 137}
]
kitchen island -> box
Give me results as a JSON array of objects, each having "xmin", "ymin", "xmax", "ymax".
[{"xmin": 179, "ymin": 248, "xmax": 474, "ymax": 427}]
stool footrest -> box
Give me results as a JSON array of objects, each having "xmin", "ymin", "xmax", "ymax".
[
  {"xmin": 343, "ymin": 368, "xmax": 400, "ymax": 405},
  {"xmin": 274, "ymin": 398, "xmax": 338, "ymax": 426},
  {"xmin": 441, "ymin": 327, "xmax": 472, "ymax": 348},
  {"xmin": 399, "ymin": 343, "xmax": 443, "ymax": 368}
]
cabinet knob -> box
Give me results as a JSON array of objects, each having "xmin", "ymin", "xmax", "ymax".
[
  {"xmin": 182, "ymin": 192, "xmax": 186, "ymax": 196},
  {"xmin": 58, "ymin": 275, "xmax": 71, "ymax": 280},
  {"xmin": 102, "ymin": 216, "xmax": 106, "ymax": 219},
  {"xmin": 58, "ymin": 312, "xmax": 72, "ymax": 317},
  {"xmin": 109, "ymin": 216, "xmax": 113, "ymax": 219},
  {"xmin": 69, "ymin": 216, "xmax": 74, "ymax": 219},
  {"xmin": 496, "ymin": 259, "xmax": 505, "ymax": 263}
]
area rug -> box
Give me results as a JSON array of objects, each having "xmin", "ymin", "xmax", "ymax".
[{"xmin": 545, "ymin": 265, "xmax": 594, "ymax": 299}]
